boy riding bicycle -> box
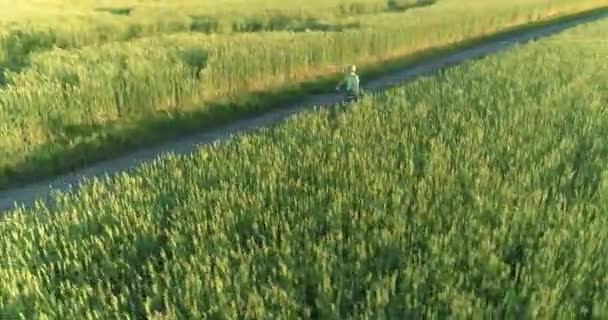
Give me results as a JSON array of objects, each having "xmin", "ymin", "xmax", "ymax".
[{"xmin": 336, "ymin": 64, "xmax": 361, "ymax": 103}]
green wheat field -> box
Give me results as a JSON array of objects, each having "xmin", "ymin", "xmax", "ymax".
[{"xmin": 1, "ymin": 1, "xmax": 607, "ymax": 317}]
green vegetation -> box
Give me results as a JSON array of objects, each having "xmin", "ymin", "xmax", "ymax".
[
  {"xmin": 2, "ymin": 17, "xmax": 607, "ymax": 319},
  {"xmin": 0, "ymin": 0, "xmax": 606, "ymax": 190}
]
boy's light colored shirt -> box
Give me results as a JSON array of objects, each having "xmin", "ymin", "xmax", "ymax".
[{"xmin": 344, "ymin": 72, "xmax": 360, "ymax": 93}]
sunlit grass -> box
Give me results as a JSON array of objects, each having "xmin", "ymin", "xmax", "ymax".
[{"xmin": 2, "ymin": 18, "xmax": 608, "ymax": 319}]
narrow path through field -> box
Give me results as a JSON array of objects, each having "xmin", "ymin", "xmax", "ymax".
[{"xmin": 1, "ymin": 11, "xmax": 607, "ymax": 213}]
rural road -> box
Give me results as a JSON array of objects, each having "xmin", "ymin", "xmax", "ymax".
[{"xmin": 1, "ymin": 11, "xmax": 607, "ymax": 213}]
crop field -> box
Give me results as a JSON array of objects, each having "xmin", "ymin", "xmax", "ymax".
[
  {"xmin": 0, "ymin": 0, "xmax": 607, "ymax": 190},
  {"xmin": 1, "ymin": 16, "xmax": 607, "ymax": 319}
]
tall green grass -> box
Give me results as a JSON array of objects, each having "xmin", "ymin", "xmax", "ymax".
[
  {"xmin": 0, "ymin": 0, "xmax": 606, "ymax": 190},
  {"xmin": 0, "ymin": 0, "xmax": 434, "ymax": 60},
  {"xmin": 2, "ymin": 17, "xmax": 607, "ymax": 319}
]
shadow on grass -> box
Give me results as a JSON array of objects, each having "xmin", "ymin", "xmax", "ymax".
[
  {"xmin": 0, "ymin": 68, "xmax": 6, "ymax": 86},
  {"xmin": 0, "ymin": 28, "xmax": 52, "ymax": 87},
  {"xmin": 386, "ymin": 0, "xmax": 438, "ymax": 12},
  {"xmin": 0, "ymin": 60, "xmax": 29, "ymax": 87},
  {"xmin": 191, "ymin": 14, "xmax": 361, "ymax": 34},
  {"xmin": 336, "ymin": 0, "xmax": 438, "ymax": 16},
  {"xmin": 0, "ymin": 6, "xmax": 607, "ymax": 191},
  {"xmin": 94, "ymin": 7, "xmax": 134, "ymax": 16}
]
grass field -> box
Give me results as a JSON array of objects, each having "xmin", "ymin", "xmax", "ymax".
[
  {"xmin": 0, "ymin": 0, "xmax": 606, "ymax": 190},
  {"xmin": 2, "ymin": 16, "xmax": 607, "ymax": 319}
]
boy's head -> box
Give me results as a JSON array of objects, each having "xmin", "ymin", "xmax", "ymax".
[{"xmin": 346, "ymin": 64, "xmax": 356, "ymax": 73}]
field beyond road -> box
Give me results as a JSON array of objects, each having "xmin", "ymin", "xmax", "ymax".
[
  {"xmin": 0, "ymin": 0, "xmax": 607, "ymax": 191},
  {"xmin": 2, "ymin": 15, "xmax": 607, "ymax": 319}
]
